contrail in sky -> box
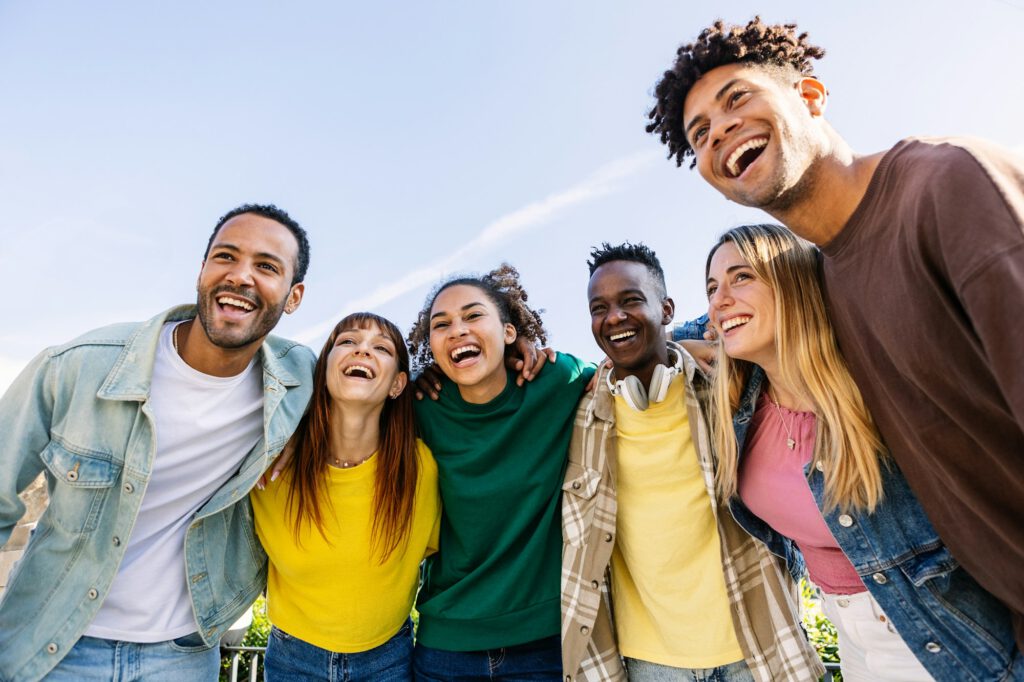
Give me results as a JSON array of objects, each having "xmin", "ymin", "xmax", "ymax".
[{"xmin": 292, "ymin": 150, "xmax": 658, "ymax": 345}]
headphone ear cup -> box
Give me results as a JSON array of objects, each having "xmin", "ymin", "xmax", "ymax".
[
  {"xmin": 648, "ymin": 363, "xmax": 671, "ymax": 405},
  {"xmin": 620, "ymin": 374, "xmax": 649, "ymax": 411}
]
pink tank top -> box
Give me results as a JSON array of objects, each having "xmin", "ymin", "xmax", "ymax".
[{"xmin": 738, "ymin": 393, "xmax": 865, "ymax": 595}]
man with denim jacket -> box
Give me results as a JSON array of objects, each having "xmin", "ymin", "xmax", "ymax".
[
  {"xmin": 0, "ymin": 204, "xmax": 315, "ymax": 681},
  {"xmin": 561, "ymin": 242, "xmax": 822, "ymax": 682}
]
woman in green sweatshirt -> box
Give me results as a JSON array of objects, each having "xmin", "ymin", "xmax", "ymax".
[{"xmin": 407, "ymin": 263, "xmax": 594, "ymax": 681}]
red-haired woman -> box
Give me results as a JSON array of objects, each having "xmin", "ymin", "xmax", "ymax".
[{"xmin": 251, "ymin": 312, "xmax": 440, "ymax": 682}]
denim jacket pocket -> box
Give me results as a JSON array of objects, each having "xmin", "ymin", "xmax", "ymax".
[
  {"xmin": 40, "ymin": 440, "xmax": 122, "ymax": 533},
  {"xmin": 896, "ymin": 543, "xmax": 959, "ymax": 587},
  {"xmin": 561, "ymin": 462, "xmax": 602, "ymax": 548}
]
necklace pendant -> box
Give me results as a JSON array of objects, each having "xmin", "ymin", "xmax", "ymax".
[{"xmin": 786, "ymin": 437, "xmax": 796, "ymax": 450}]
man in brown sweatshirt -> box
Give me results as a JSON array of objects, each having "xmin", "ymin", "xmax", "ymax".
[{"xmin": 647, "ymin": 16, "xmax": 1024, "ymax": 656}]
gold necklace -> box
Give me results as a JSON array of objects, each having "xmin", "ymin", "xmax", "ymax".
[
  {"xmin": 332, "ymin": 453, "xmax": 372, "ymax": 469},
  {"xmin": 768, "ymin": 387, "xmax": 797, "ymax": 450}
]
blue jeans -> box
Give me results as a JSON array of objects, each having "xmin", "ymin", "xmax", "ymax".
[
  {"xmin": 624, "ymin": 657, "xmax": 753, "ymax": 682},
  {"xmin": 264, "ymin": 620, "xmax": 413, "ymax": 681},
  {"xmin": 44, "ymin": 632, "xmax": 219, "ymax": 681},
  {"xmin": 413, "ymin": 634, "xmax": 561, "ymax": 681}
]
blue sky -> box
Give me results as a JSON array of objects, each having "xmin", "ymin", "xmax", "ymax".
[{"xmin": 2, "ymin": 0, "xmax": 1023, "ymax": 391}]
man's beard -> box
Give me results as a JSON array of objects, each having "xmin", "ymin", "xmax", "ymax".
[{"xmin": 195, "ymin": 285, "xmax": 288, "ymax": 350}]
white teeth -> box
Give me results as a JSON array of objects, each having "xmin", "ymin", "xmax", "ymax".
[
  {"xmin": 726, "ymin": 137, "xmax": 768, "ymax": 177},
  {"xmin": 217, "ymin": 296, "xmax": 254, "ymax": 311},
  {"xmin": 609, "ymin": 330, "xmax": 636, "ymax": 342},
  {"xmin": 450, "ymin": 345, "xmax": 481, "ymax": 361},
  {"xmin": 721, "ymin": 316, "xmax": 751, "ymax": 331},
  {"xmin": 344, "ymin": 365, "xmax": 374, "ymax": 379}
]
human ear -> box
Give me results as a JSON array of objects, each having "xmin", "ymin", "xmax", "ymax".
[
  {"xmin": 661, "ymin": 296, "xmax": 676, "ymax": 326},
  {"xmin": 798, "ymin": 77, "xmax": 828, "ymax": 117},
  {"xmin": 503, "ymin": 323, "xmax": 518, "ymax": 346},
  {"xmin": 390, "ymin": 372, "xmax": 408, "ymax": 399},
  {"xmin": 284, "ymin": 283, "xmax": 305, "ymax": 314}
]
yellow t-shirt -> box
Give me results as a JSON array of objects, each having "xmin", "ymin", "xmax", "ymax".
[
  {"xmin": 611, "ymin": 376, "xmax": 744, "ymax": 668},
  {"xmin": 251, "ymin": 439, "xmax": 440, "ymax": 652}
]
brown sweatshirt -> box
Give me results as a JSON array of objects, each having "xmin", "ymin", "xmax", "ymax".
[{"xmin": 821, "ymin": 137, "xmax": 1024, "ymax": 646}]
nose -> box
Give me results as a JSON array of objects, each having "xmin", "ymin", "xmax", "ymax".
[
  {"xmin": 224, "ymin": 259, "xmax": 256, "ymax": 287},
  {"xmin": 708, "ymin": 283, "xmax": 733, "ymax": 312},
  {"xmin": 448, "ymin": 317, "xmax": 469, "ymax": 337},
  {"xmin": 709, "ymin": 116, "xmax": 741, "ymax": 151}
]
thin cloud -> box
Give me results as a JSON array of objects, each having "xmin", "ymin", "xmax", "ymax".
[{"xmin": 292, "ymin": 150, "xmax": 658, "ymax": 345}]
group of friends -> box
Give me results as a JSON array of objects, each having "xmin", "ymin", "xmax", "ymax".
[{"xmin": 1, "ymin": 17, "xmax": 1022, "ymax": 682}]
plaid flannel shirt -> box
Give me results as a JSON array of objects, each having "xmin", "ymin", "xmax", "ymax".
[{"xmin": 560, "ymin": 350, "xmax": 824, "ymax": 682}]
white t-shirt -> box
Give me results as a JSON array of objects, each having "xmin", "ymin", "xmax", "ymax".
[{"xmin": 85, "ymin": 321, "xmax": 263, "ymax": 642}]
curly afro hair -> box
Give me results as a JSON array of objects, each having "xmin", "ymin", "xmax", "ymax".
[
  {"xmin": 407, "ymin": 263, "xmax": 547, "ymax": 374},
  {"xmin": 646, "ymin": 17, "xmax": 826, "ymax": 168}
]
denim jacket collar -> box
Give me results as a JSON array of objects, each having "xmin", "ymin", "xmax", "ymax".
[{"xmin": 97, "ymin": 305, "xmax": 304, "ymax": 403}]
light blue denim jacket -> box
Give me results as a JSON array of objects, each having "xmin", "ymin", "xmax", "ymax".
[
  {"xmin": 675, "ymin": 318, "xmax": 1022, "ymax": 681},
  {"xmin": 0, "ymin": 306, "xmax": 315, "ymax": 681}
]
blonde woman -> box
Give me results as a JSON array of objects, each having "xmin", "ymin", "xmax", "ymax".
[{"xmin": 691, "ymin": 224, "xmax": 1018, "ymax": 682}]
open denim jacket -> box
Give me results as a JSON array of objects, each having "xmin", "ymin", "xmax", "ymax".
[
  {"xmin": 0, "ymin": 306, "xmax": 315, "ymax": 681},
  {"xmin": 674, "ymin": 318, "xmax": 1022, "ymax": 681}
]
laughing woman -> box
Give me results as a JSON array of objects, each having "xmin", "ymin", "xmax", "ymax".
[
  {"xmin": 699, "ymin": 224, "xmax": 1018, "ymax": 682},
  {"xmin": 407, "ymin": 264, "xmax": 593, "ymax": 681},
  {"xmin": 251, "ymin": 313, "xmax": 440, "ymax": 682}
]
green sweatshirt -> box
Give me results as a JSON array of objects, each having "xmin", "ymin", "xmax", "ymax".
[{"xmin": 414, "ymin": 352, "xmax": 593, "ymax": 651}]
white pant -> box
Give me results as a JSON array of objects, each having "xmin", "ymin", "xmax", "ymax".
[{"xmin": 820, "ymin": 590, "xmax": 934, "ymax": 682}]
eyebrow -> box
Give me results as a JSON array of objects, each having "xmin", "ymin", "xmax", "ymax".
[
  {"xmin": 589, "ymin": 288, "xmax": 646, "ymax": 305},
  {"xmin": 706, "ymin": 263, "xmax": 750, "ymax": 284},
  {"xmin": 684, "ymin": 78, "xmax": 742, "ymax": 138},
  {"xmin": 429, "ymin": 301, "xmax": 486, "ymax": 321},
  {"xmin": 210, "ymin": 242, "xmax": 287, "ymax": 268}
]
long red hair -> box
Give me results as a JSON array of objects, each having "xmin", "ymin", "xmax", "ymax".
[{"xmin": 285, "ymin": 312, "xmax": 419, "ymax": 561}]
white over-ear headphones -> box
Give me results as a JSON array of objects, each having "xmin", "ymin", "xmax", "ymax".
[{"xmin": 605, "ymin": 342, "xmax": 685, "ymax": 412}]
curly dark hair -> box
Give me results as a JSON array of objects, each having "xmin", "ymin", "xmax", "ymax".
[
  {"xmin": 205, "ymin": 203, "xmax": 311, "ymax": 285},
  {"xmin": 408, "ymin": 263, "xmax": 547, "ymax": 374},
  {"xmin": 588, "ymin": 242, "xmax": 667, "ymax": 298},
  {"xmin": 646, "ymin": 17, "xmax": 826, "ymax": 168}
]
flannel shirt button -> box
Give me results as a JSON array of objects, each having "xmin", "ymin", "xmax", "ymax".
[
  {"xmin": 572, "ymin": 481, "xmax": 581, "ymax": 490},
  {"xmin": 872, "ymin": 572, "xmax": 888, "ymax": 585},
  {"xmin": 566, "ymin": 676, "xmax": 572, "ymax": 682},
  {"xmin": 604, "ymin": 532, "xmax": 612, "ymax": 542},
  {"xmin": 925, "ymin": 642, "xmax": 942, "ymax": 653},
  {"xmin": 590, "ymin": 580, "xmax": 599, "ymax": 589},
  {"xmin": 580, "ymin": 625, "xmax": 589, "ymax": 635}
]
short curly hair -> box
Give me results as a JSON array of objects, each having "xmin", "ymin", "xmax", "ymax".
[
  {"xmin": 588, "ymin": 242, "xmax": 667, "ymax": 299},
  {"xmin": 205, "ymin": 203, "xmax": 311, "ymax": 284},
  {"xmin": 407, "ymin": 263, "xmax": 548, "ymax": 374},
  {"xmin": 646, "ymin": 17, "xmax": 826, "ymax": 168}
]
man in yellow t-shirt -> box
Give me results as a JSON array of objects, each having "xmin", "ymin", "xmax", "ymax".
[{"xmin": 560, "ymin": 242, "xmax": 823, "ymax": 682}]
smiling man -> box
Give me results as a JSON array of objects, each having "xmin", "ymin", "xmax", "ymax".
[
  {"xmin": 560, "ymin": 242, "xmax": 822, "ymax": 682},
  {"xmin": 648, "ymin": 17, "xmax": 1024, "ymax": 654},
  {"xmin": 0, "ymin": 204, "xmax": 315, "ymax": 680}
]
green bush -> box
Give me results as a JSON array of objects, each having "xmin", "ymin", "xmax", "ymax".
[
  {"xmin": 219, "ymin": 597, "xmax": 270, "ymax": 682},
  {"xmin": 801, "ymin": 579, "xmax": 842, "ymax": 680}
]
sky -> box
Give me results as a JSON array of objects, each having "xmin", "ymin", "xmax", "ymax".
[{"xmin": 2, "ymin": 0, "xmax": 1023, "ymax": 392}]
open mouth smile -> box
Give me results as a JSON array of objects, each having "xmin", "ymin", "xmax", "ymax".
[
  {"xmin": 607, "ymin": 329, "xmax": 637, "ymax": 345},
  {"xmin": 720, "ymin": 316, "xmax": 751, "ymax": 333},
  {"xmin": 343, "ymin": 364, "xmax": 375, "ymax": 380},
  {"xmin": 449, "ymin": 344, "xmax": 482, "ymax": 366},
  {"xmin": 215, "ymin": 292, "xmax": 258, "ymax": 317},
  {"xmin": 724, "ymin": 136, "xmax": 768, "ymax": 179}
]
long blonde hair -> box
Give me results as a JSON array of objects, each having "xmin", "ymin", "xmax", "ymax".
[{"xmin": 706, "ymin": 224, "xmax": 885, "ymax": 512}]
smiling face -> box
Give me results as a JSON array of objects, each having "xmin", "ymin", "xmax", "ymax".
[
  {"xmin": 683, "ymin": 62, "xmax": 827, "ymax": 212},
  {"xmin": 706, "ymin": 240, "xmax": 777, "ymax": 371},
  {"xmin": 429, "ymin": 284, "xmax": 517, "ymax": 403},
  {"xmin": 195, "ymin": 212, "xmax": 303, "ymax": 351},
  {"xmin": 588, "ymin": 260, "xmax": 674, "ymax": 385},
  {"xmin": 325, "ymin": 322, "xmax": 407, "ymax": 408}
]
